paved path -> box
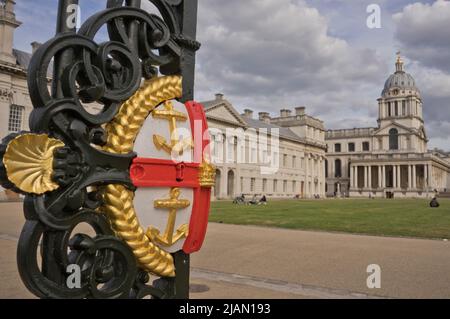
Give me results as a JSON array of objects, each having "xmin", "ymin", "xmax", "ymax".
[{"xmin": 1, "ymin": 202, "xmax": 449, "ymax": 299}]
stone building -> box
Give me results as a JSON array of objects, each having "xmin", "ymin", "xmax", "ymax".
[
  {"xmin": 325, "ymin": 54, "xmax": 450, "ymax": 198},
  {"xmin": 201, "ymin": 94, "xmax": 327, "ymax": 200}
]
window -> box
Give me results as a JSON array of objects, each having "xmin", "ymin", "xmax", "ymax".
[
  {"xmin": 262, "ymin": 179, "xmax": 267, "ymax": 193},
  {"xmin": 273, "ymin": 180, "xmax": 278, "ymax": 192},
  {"xmin": 388, "ymin": 102, "xmax": 392, "ymax": 117},
  {"xmin": 395, "ymin": 101, "xmax": 399, "ymax": 116},
  {"xmin": 325, "ymin": 160, "xmax": 329, "ymax": 178},
  {"xmin": 250, "ymin": 178, "xmax": 256, "ymax": 192},
  {"xmin": 363, "ymin": 142, "xmax": 370, "ymax": 152},
  {"xmin": 335, "ymin": 159, "xmax": 342, "ymax": 178},
  {"xmin": 283, "ymin": 154, "xmax": 288, "ymax": 167},
  {"xmin": 348, "ymin": 143, "xmax": 355, "ymax": 152},
  {"xmin": 262, "ymin": 150, "xmax": 268, "ymax": 164},
  {"xmin": 250, "ymin": 147, "xmax": 257, "ymax": 163},
  {"xmin": 8, "ymin": 105, "xmax": 24, "ymax": 133},
  {"xmin": 402, "ymin": 101, "xmax": 406, "ymax": 115},
  {"xmin": 335, "ymin": 144, "xmax": 341, "ymax": 153},
  {"xmin": 273, "ymin": 152, "xmax": 279, "ymax": 167},
  {"xmin": 227, "ymin": 136, "xmax": 235, "ymax": 162},
  {"xmin": 283, "ymin": 180, "xmax": 287, "ymax": 193},
  {"xmin": 212, "ymin": 134, "xmax": 223, "ymax": 160},
  {"xmin": 389, "ymin": 128, "xmax": 399, "ymax": 150},
  {"xmin": 292, "ymin": 156, "xmax": 297, "ymax": 168}
]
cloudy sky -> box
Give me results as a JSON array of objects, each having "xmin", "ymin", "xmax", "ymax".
[{"xmin": 13, "ymin": 0, "xmax": 450, "ymax": 150}]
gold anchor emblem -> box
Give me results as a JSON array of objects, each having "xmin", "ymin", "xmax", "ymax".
[
  {"xmin": 152, "ymin": 101, "xmax": 193, "ymax": 156},
  {"xmin": 147, "ymin": 188, "xmax": 191, "ymax": 247}
]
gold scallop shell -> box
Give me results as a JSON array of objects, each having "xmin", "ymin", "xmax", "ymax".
[{"xmin": 3, "ymin": 134, "xmax": 65, "ymax": 194}]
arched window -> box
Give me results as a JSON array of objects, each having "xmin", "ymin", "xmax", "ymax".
[
  {"xmin": 335, "ymin": 159, "xmax": 342, "ymax": 178},
  {"xmin": 389, "ymin": 128, "xmax": 399, "ymax": 150}
]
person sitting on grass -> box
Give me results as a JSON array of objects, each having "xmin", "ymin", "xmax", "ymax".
[
  {"xmin": 233, "ymin": 194, "xmax": 246, "ymax": 205},
  {"xmin": 259, "ymin": 195, "xmax": 267, "ymax": 205},
  {"xmin": 430, "ymin": 196, "xmax": 440, "ymax": 208},
  {"xmin": 249, "ymin": 195, "xmax": 258, "ymax": 205}
]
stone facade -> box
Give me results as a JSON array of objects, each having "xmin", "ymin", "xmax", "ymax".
[
  {"xmin": 202, "ymin": 94, "xmax": 327, "ymax": 200},
  {"xmin": 325, "ymin": 55, "xmax": 450, "ymax": 198}
]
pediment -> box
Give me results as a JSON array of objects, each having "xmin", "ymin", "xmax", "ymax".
[
  {"xmin": 374, "ymin": 122, "xmax": 415, "ymax": 135},
  {"xmin": 204, "ymin": 102, "xmax": 248, "ymax": 127}
]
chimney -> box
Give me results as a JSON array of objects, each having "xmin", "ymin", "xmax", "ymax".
[
  {"xmin": 31, "ymin": 42, "xmax": 42, "ymax": 54},
  {"xmin": 215, "ymin": 93, "xmax": 224, "ymax": 101},
  {"xmin": 280, "ymin": 109, "xmax": 292, "ymax": 118},
  {"xmin": 243, "ymin": 109, "xmax": 253, "ymax": 119},
  {"xmin": 295, "ymin": 106, "xmax": 306, "ymax": 116},
  {"xmin": 259, "ymin": 112, "xmax": 271, "ymax": 123}
]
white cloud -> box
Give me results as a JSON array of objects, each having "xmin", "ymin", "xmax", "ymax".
[
  {"xmin": 393, "ymin": 0, "xmax": 450, "ymax": 70},
  {"xmin": 195, "ymin": 0, "xmax": 387, "ymax": 126}
]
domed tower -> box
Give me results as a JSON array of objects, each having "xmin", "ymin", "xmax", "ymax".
[{"xmin": 377, "ymin": 53, "xmax": 427, "ymax": 153}]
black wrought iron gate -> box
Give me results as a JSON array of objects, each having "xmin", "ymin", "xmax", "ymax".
[{"xmin": 0, "ymin": 0, "xmax": 201, "ymax": 299}]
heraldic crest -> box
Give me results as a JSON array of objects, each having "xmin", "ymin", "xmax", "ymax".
[{"xmin": 0, "ymin": 0, "xmax": 214, "ymax": 299}]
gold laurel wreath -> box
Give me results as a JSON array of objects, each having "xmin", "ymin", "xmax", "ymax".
[{"xmin": 101, "ymin": 75, "xmax": 183, "ymax": 277}]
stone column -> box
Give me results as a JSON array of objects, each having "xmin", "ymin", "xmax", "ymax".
[
  {"xmin": 393, "ymin": 166, "xmax": 397, "ymax": 189},
  {"xmin": 424, "ymin": 164, "xmax": 429, "ymax": 189},
  {"xmin": 364, "ymin": 166, "xmax": 368, "ymax": 189},
  {"xmin": 355, "ymin": 166, "xmax": 359, "ymax": 189},
  {"xmin": 378, "ymin": 166, "xmax": 382, "ymax": 189},
  {"xmin": 350, "ymin": 164, "xmax": 354, "ymax": 189},
  {"xmin": 368, "ymin": 166, "xmax": 372, "ymax": 190},
  {"xmin": 223, "ymin": 135, "xmax": 227, "ymax": 164},
  {"xmin": 428, "ymin": 164, "xmax": 432, "ymax": 188},
  {"xmin": 408, "ymin": 165, "xmax": 412, "ymax": 189},
  {"xmin": 382, "ymin": 166, "xmax": 386, "ymax": 188},
  {"xmin": 221, "ymin": 169, "xmax": 228, "ymax": 198},
  {"xmin": 397, "ymin": 165, "xmax": 401, "ymax": 189},
  {"xmin": 412, "ymin": 165, "xmax": 417, "ymax": 189}
]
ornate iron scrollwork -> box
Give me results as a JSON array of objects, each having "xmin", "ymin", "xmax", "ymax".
[{"xmin": 0, "ymin": 0, "xmax": 200, "ymax": 299}]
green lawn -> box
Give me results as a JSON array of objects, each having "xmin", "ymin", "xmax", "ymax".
[{"xmin": 209, "ymin": 199, "xmax": 450, "ymax": 239}]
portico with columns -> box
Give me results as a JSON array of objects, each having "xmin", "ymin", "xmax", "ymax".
[{"xmin": 349, "ymin": 159, "xmax": 448, "ymax": 198}]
